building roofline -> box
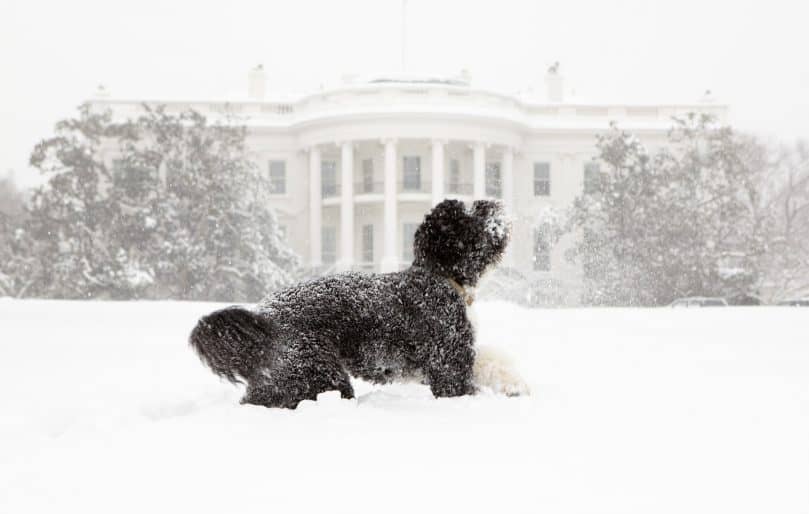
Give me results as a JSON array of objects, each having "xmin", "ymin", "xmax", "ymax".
[{"xmin": 87, "ymin": 80, "xmax": 728, "ymax": 112}]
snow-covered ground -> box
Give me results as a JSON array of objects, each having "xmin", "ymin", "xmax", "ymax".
[{"xmin": 1, "ymin": 299, "xmax": 808, "ymax": 513}]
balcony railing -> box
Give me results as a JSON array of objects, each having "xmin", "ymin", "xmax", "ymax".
[
  {"xmin": 322, "ymin": 184, "xmax": 340, "ymax": 198},
  {"xmin": 321, "ymin": 181, "xmax": 484, "ymax": 198},
  {"xmin": 354, "ymin": 182, "xmax": 384, "ymax": 195},
  {"xmin": 353, "ymin": 262, "xmax": 375, "ymax": 273},
  {"xmin": 398, "ymin": 181, "xmax": 432, "ymax": 194},
  {"xmin": 486, "ymin": 186, "xmax": 503, "ymax": 198},
  {"xmin": 446, "ymin": 182, "xmax": 473, "ymax": 195}
]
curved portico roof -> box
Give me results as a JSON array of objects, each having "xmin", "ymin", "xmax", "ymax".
[
  {"xmin": 86, "ymin": 69, "xmax": 729, "ymax": 136},
  {"xmin": 362, "ymin": 72, "xmax": 470, "ymax": 88}
]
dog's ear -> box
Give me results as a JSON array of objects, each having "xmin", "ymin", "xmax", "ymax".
[
  {"xmin": 413, "ymin": 199, "xmax": 471, "ymax": 279},
  {"xmin": 471, "ymin": 199, "xmax": 502, "ymax": 220}
]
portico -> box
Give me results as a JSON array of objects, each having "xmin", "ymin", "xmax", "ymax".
[{"xmin": 308, "ymin": 139, "xmax": 516, "ymax": 272}]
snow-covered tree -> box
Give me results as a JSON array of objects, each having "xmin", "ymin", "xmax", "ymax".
[
  {"xmin": 478, "ymin": 206, "xmax": 572, "ymax": 306},
  {"xmin": 17, "ymin": 103, "xmax": 298, "ymax": 301},
  {"xmin": 755, "ymin": 141, "xmax": 809, "ymax": 301},
  {"xmin": 0, "ymin": 173, "xmax": 35, "ymax": 297},
  {"xmin": 26, "ymin": 105, "xmax": 131, "ymax": 298},
  {"xmin": 567, "ymin": 114, "xmax": 764, "ymax": 306},
  {"xmin": 0, "ymin": 214, "xmax": 39, "ymax": 298},
  {"xmin": 0, "ymin": 172, "xmax": 25, "ymax": 218},
  {"xmin": 108, "ymin": 105, "xmax": 299, "ymax": 301}
]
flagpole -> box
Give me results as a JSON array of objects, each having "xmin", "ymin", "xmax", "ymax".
[{"xmin": 401, "ymin": 0, "xmax": 407, "ymax": 72}]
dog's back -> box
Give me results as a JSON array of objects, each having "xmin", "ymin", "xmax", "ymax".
[{"xmin": 259, "ymin": 269, "xmax": 447, "ymax": 348}]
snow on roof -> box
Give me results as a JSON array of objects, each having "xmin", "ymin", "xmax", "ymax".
[
  {"xmin": 363, "ymin": 72, "xmax": 469, "ymax": 87},
  {"xmin": 87, "ymin": 69, "xmax": 728, "ymax": 129}
]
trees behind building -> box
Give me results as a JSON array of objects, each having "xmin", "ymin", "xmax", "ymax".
[
  {"xmin": 756, "ymin": 141, "xmax": 809, "ymax": 302},
  {"xmin": 3, "ymin": 107, "xmax": 806, "ymax": 305},
  {"xmin": 0, "ymin": 104, "xmax": 298, "ymax": 301},
  {"xmin": 566, "ymin": 114, "xmax": 809, "ymax": 305}
]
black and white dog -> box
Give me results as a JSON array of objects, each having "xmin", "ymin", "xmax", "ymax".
[{"xmin": 189, "ymin": 198, "xmax": 527, "ymax": 409}]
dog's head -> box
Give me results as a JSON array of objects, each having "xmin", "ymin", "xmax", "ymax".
[{"xmin": 413, "ymin": 199, "xmax": 511, "ymax": 287}]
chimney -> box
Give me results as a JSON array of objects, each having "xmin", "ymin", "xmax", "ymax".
[
  {"xmin": 544, "ymin": 62, "xmax": 563, "ymax": 103},
  {"xmin": 94, "ymin": 84, "xmax": 110, "ymax": 98},
  {"xmin": 248, "ymin": 64, "xmax": 266, "ymax": 100},
  {"xmin": 700, "ymin": 89, "xmax": 716, "ymax": 103}
]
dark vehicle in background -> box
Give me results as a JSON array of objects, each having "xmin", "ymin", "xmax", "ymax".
[
  {"xmin": 727, "ymin": 293, "xmax": 761, "ymax": 306},
  {"xmin": 670, "ymin": 297, "xmax": 729, "ymax": 307},
  {"xmin": 777, "ymin": 298, "xmax": 809, "ymax": 306}
]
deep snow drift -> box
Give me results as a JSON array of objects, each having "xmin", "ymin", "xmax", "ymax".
[{"xmin": 1, "ymin": 299, "xmax": 808, "ymax": 513}]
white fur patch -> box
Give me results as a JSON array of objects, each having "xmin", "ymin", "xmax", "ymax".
[{"xmin": 473, "ymin": 345, "xmax": 530, "ymax": 397}]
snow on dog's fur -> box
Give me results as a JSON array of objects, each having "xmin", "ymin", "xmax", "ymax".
[{"xmin": 189, "ymin": 199, "xmax": 525, "ymax": 409}]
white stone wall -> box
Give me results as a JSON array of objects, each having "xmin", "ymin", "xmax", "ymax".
[
  {"xmin": 89, "ymin": 79, "xmax": 727, "ymax": 302},
  {"xmin": 239, "ymin": 128, "xmax": 687, "ymax": 298}
]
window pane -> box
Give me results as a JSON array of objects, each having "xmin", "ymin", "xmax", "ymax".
[
  {"xmin": 533, "ymin": 228, "xmax": 551, "ymax": 271},
  {"xmin": 362, "ymin": 224, "xmax": 373, "ymax": 263},
  {"xmin": 450, "ymin": 159, "xmax": 460, "ymax": 182},
  {"xmin": 402, "ymin": 223, "xmax": 418, "ymax": 262},
  {"xmin": 583, "ymin": 161, "xmax": 601, "ymax": 194},
  {"xmin": 403, "ymin": 156, "xmax": 421, "ymax": 191},
  {"xmin": 448, "ymin": 159, "xmax": 461, "ymax": 193},
  {"xmin": 322, "ymin": 160, "xmax": 337, "ymax": 197},
  {"xmin": 322, "ymin": 226, "xmax": 336, "ymax": 264},
  {"xmin": 112, "ymin": 158, "xmax": 125, "ymax": 181},
  {"xmin": 269, "ymin": 160, "xmax": 286, "ymax": 194},
  {"xmin": 362, "ymin": 159, "xmax": 374, "ymax": 193},
  {"xmin": 534, "ymin": 162, "xmax": 550, "ymax": 196},
  {"xmin": 485, "ymin": 162, "xmax": 502, "ymax": 197}
]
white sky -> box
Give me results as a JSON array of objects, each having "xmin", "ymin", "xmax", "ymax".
[{"xmin": 3, "ymin": 0, "xmax": 808, "ymax": 187}]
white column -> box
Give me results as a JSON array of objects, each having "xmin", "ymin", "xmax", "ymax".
[
  {"xmin": 337, "ymin": 141, "xmax": 354, "ymax": 272},
  {"xmin": 381, "ymin": 138, "xmax": 398, "ymax": 272},
  {"xmin": 473, "ymin": 142, "xmax": 486, "ymax": 200},
  {"xmin": 501, "ymin": 146, "xmax": 515, "ymax": 267},
  {"xmin": 308, "ymin": 146, "xmax": 322, "ymax": 268},
  {"xmin": 431, "ymin": 139, "xmax": 445, "ymax": 206}
]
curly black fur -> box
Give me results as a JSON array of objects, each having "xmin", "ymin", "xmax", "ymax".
[{"xmin": 189, "ymin": 199, "xmax": 510, "ymax": 409}]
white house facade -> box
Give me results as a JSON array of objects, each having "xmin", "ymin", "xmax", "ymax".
[{"xmin": 89, "ymin": 68, "xmax": 728, "ymax": 302}]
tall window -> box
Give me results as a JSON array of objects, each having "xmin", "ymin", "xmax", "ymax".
[
  {"xmin": 402, "ymin": 223, "xmax": 419, "ymax": 262},
  {"xmin": 322, "ymin": 226, "xmax": 337, "ymax": 264},
  {"xmin": 402, "ymin": 156, "xmax": 421, "ymax": 191},
  {"xmin": 361, "ymin": 158, "xmax": 374, "ymax": 193},
  {"xmin": 269, "ymin": 160, "xmax": 286, "ymax": 194},
  {"xmin": 534, "ymin": 162, "xmax": 551, "ymax": 196},
  {"xmin": 112, "ymin": 157, "xmax": 157, "ymax": 197},
  {"xmin": 111, "ymin": 158, "xmax": 126, "ymax": 181},
  {"xmin": 533, "ymin": 228, "xmax": 552, "ymax": 271},
  {"xmin": 448, "ymin": 159, "xmax": 461, "ymax": 193},
  {"xmin": 321, "ymin": 160, "xmax": 337, "ymax": 197},
  {"xmin": 486, "ymin": 162, "xmax": 502, "ymax": 197},
  {"xmin": 583, "ymin": 161, "xmax": 601, "ymax": 194},
  {"xmin": 361, "ymin": 224, "xmax": 374, "ymax": 263}
]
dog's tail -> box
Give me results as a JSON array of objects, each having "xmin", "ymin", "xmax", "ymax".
[{"xmin": 189, "ymin": 306, "xmax": 273, "ymax": 383}]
